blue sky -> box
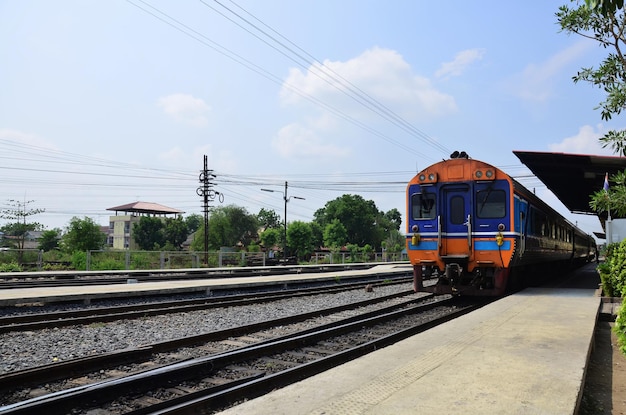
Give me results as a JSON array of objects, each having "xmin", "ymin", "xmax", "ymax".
[{"xmin": 0, "ymin": 0, "xmax": 620, "ymax": 239}]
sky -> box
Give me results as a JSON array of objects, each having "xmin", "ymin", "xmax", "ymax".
[{"xmin": 0, "ymin": 0, "xmax": 622, "ymax": 240}]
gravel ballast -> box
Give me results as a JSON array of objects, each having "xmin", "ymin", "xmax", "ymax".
[{"xmin": 0, "ymin": 283, "xmax": 414, "ymax": 374}]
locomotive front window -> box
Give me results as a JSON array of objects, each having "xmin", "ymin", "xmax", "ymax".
[
  {"xmin": 411, "ymin": 192, "xmax": 436, "ymax": 219},
  {"xmin": 476, "ymin": 189, "xmax": 506, "ymax": 219},
  {"xmin": 450, "ymin": 195, "xmax": 466, "ymax": 225}
]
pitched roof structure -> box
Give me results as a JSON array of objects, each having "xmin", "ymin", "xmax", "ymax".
[
  {"xmin": 513, "ymin": 151, "xmax": 626, "ymax": 216},
  {"xmin": 106, "ymin": 201, "xmax": 184, "ymax": 215}
]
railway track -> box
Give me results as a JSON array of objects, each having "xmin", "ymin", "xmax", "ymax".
[
  {"xmin": 0, "ymin": 277, "xmax": 411, "ymax": 332},
  {"xmin": 0, "ymin": 263, "xmax": 402, "ymax": 289},
  {"xmin": 0, "ymin": 293, "xmax": 486, "ymax": 414}
]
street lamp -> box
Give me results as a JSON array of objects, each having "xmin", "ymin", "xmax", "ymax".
[{"xmin": 261, "ymin": 181, "xmax": 305, "ymax": 261}]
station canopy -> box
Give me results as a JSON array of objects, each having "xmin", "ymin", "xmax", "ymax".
[
  {"xmin": 513, "ymin": 151, "xmax": 626, "ymax": 230},
  {"xmin": 107, "ymin": 201, "xmax": 184, "ymax": 216}
]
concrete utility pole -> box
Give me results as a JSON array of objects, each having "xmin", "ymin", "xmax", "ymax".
[
  {"xmin": 261, "ymin": 181, "xmax": 305, "ymax": 260},
  {"xmin": 196, "ymin": 155, "xmax": 223, "ymax": 265}
]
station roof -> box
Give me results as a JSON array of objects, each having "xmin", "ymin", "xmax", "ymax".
[
  {"xmin": 513, "ymin": 151, "xmax": 626, "ymax": 215},
  {"xmin": 106, "ymin": 201, "xmax": 184, "ymax": 215}
]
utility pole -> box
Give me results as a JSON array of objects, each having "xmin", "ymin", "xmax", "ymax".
[
  {"xmin": 196, "ymin": 155, "xmax": 223, "ymax": 265},
  {"xmin": 261, "ymin": 181, "xmax": 305, "ymax": 261}
]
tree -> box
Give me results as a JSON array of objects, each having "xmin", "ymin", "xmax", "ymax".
[
  {"xmin": 61, "ymin": 217, "xmax": 106, "ymax": 253},
  {"xmin": 133, "ymin": 216, "xmax": 166, "ymax": 250},
  {"xmin": 0, "ymin": 199, "xmax": 44, "ymax": 250},
  {"xmin": 260, "ymin": 227, "xmax": 281, "ymax": 251},
  {"xmin": 163, "ymin": 217, "xmax": 189, "ymax": 250},
  {"xmin": 584, "ymin": 0, "xmax": 624, "ymax": 15},
  {"xmin": 313, "ymin": 194, "xmax": 393, "ymax": 249},
  {"xmin": 286, "ymin": 221, "xmax": 314, "ymax": 260},
  {"xmin": 184, "ymin": 214, "xmax": 203, "ymax": 234},
  {"xmin": 38, "ymin": 229, "xmax": 61, "ymax": 252},
  {"xmin": 557, "ymin": 2, "xmax": 626, "ymax": 154},
  {"xmin": 257, "ymin": 208, "xmax": 282, "ymax": 229},
  {"xmin": 190, "ymin": 205, "xmax": 259, "ymax": 251},
  {"xmin": 323, "ymin": 219, "xmax": 348, "ymax": 248}
]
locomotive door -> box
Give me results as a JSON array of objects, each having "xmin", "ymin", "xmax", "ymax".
[{"xmin": 441, "ymin": 185, "xmax": 472, "ymax": 257}]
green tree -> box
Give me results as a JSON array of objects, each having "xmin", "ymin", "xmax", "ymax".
[
  {"xmin": 584, "ymin": 0, "xmax": 624, "ymax": 15},
  {"xmin": 383, "ymin": 229, "xmax": 405, "ymax": 260},
  {"xmin": 257, "ymin": 208, "xmax": 282, "ymax": 229},
  {"xmin": 314, "ymin": 194, "xmax": 386, "ymax": 249},
  {"xmin": 38, "ymin": 229, "xmax": 61, "ymax": 252},
  {"xmin": 309, "ymin": 221, "xmax": 323, "ymax": 250},
  {"xmin": 0, "ymin": 199, "xmax": 45, "ymax": 250},
  {"xmin": 62, "ymin": 217, "xmax": 106, "ymax": 253},
  {"xmin": 163, "ymin": 217, "xmax": 189, "ymax": 250},
  {"xmin": 286, "ymin": 220, "xmax": 314, "ymax": 260},
  {"xmin": 323, "ymin": 219, "xmax": 348, "ymax": 248},
  {"xmin": 260, "ymin": 227, "xmax": 281, "ymax": 251},
  {"xmin": 133, "ymin": 216, "xmax": 165, "ymax": 250},
  {"xmin": 557, "ymin": 2, "xmax": 626, "ymax": 154},
  {"xmin": 190, "ymin": 205, "xmax": 259, "ymax": 251},
  {"xmin": 184, "ymin": 213, "xmax": 203, "ymax": 234},
  {"xmin": 590, "ymin": 170, "xmax": 626, "ymax": 216}
]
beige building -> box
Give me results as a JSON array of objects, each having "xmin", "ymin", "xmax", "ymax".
[{"xmin": 107, "ymin": 201, "xmax": 184, "ymax": 250}]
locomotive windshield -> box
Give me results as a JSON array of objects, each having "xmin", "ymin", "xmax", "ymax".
[
  {"xmin": 476, "ymin": 189, "xmax": 506, "ymax": 218},
  {"xmin": 411, "ymin": 192, "xmax": 436, "ymax": 219}
]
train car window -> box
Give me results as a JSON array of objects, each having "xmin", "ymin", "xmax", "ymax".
[
  {"xmin": 411, "ymin": 193, "xmax": 436, "ymax": 219},
  {"xmin": 450, "ymin": 196, "xmax": 465, "ymax": 224},
  {"xmin": 476, "ymin": 189, "xmax": 506, "ymax": 219}
]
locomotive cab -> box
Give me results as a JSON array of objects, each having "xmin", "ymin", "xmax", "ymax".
[{"xmin": 406, "ymin": 153, "xmax": 515, "ymax": 296}]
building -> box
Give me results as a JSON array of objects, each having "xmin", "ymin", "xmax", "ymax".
[{"xmin": 107, "ymin": 201, "xmax": 184, "ymax": 250}]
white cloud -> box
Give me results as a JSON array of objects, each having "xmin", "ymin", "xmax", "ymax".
[
  {"xmin": 507, "ymin": 40, "xmax": 593, "ymax": 102},
  {"xmin": 272, "ymin": 123, "xmax": 351, "ymax": 160},
  {"xmin": 157, "ymin": 93, "xmax": 211, "ymax": 127},
  {"xmin": 436, "ymin": 48, "xmax": 486, "ymax": 79},
  {"xmin": 280, "ymin": 46, "xmax": 457, "ymax": 121},
  {"xmin": 548, "ymin": 124, "xmax": 615, "ymax": 155},
  {"xmin": 274, "ymin": 47, "xmax": 456, "ymax": 162}
]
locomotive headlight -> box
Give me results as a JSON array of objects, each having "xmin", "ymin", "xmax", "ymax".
[
  {"xmin": 412, "ymin": 225, "xmax": 419, "ymax": 232},
  {"xmin": 419, "ymin": 174, "xmax": 426, "ymax": 182},
  {"xmin": 475, "ymin": 170, "xmax": 483, "ymax": 179},
  {"xmin": 486, "ymin": 170, "xmax": 494, "ymax": 178},
  {"xmin": 428, "ymin": 173, "xmax": 436, "ymax": 181}
]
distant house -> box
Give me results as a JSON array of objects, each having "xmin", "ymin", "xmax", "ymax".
[
  {"xmin": 106, "ymin": 201, "xmax": 184, "ymax": 250},
  {"xmin": 1, "ymin": 230, "xmax": 42, "ymax": 250}
]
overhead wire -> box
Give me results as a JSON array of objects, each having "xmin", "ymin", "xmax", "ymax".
[{"xmin": 210, "ymin": 0, "xmax": 452, "ymax": 156}]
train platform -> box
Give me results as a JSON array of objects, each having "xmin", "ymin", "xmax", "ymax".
[
  {"xmin": 218, "ymin": 264, "xmax": 603, "ymax": 415},
  {"xmin": 0, "ymin": 264, "xmax": 411, "ymax": 306}
]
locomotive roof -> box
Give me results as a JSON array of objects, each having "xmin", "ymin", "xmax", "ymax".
[{"xmin": 513, "ymin": 150, "xmax": 626, "ymax": 218}]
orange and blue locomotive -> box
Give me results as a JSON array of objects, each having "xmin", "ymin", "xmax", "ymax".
[{"xmin": 406, "ymin": 151, "xmax": 596, "ymax": 296}]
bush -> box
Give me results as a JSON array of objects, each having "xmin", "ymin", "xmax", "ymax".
[
  {"xmin": 598, "ymin": 241, "xmax": 626, "ymax": 297},
  {"xmin": 616, "ymin": 304, "xmax": 626, "ymax": 355},
  {"xmin": 71, "ymin": 251, "xmax": 87, "ymax": 271},
  {"xmin": 602, "ymin": 240, "xmax": 626, "ymax": 354},
  {"xmin": 0, "ymin": 262, "xmax": 22, "ymax": 272}
]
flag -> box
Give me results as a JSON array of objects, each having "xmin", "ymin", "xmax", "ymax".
[{"xmin": 604, "ymin": 172, "xmax": 610, "ymax": 192}]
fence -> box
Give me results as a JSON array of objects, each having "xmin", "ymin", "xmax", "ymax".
[{"xmin": 0, "ymin": 248, "xmax": 408, "ymax": 271}]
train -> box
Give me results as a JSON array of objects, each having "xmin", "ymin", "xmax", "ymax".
[{"xmin": 405, "ymin": 151, "xmax": 597, "ymax": 296}]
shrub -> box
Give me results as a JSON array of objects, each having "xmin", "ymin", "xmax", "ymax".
[
  {"xmin": 616, "ymin": 304, "xmax": 626, "ymax": 355},
  {"xmin": 0, "ymin": 262, "xmax": 22, "ymax": 272},
  {"xmin": 598, "ymin": 241, "xmax": 626, "ymax": 297}
]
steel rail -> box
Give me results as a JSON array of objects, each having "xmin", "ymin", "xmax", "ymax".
[
  {"xmin": 0, "ymin": 296, "xmax": 473, "ymax": 415},
  {"xmin": 0, "ymin": 289, "xmax": 425, "ymax": 391},
  {"xmin": 0, "ymin": 277, "xmax": 411, "ymax": 333}
]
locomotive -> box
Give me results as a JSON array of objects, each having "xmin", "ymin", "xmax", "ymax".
[{"xmin": 406, "ymin": 151, "xmax": 596, "ymax": 296}]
